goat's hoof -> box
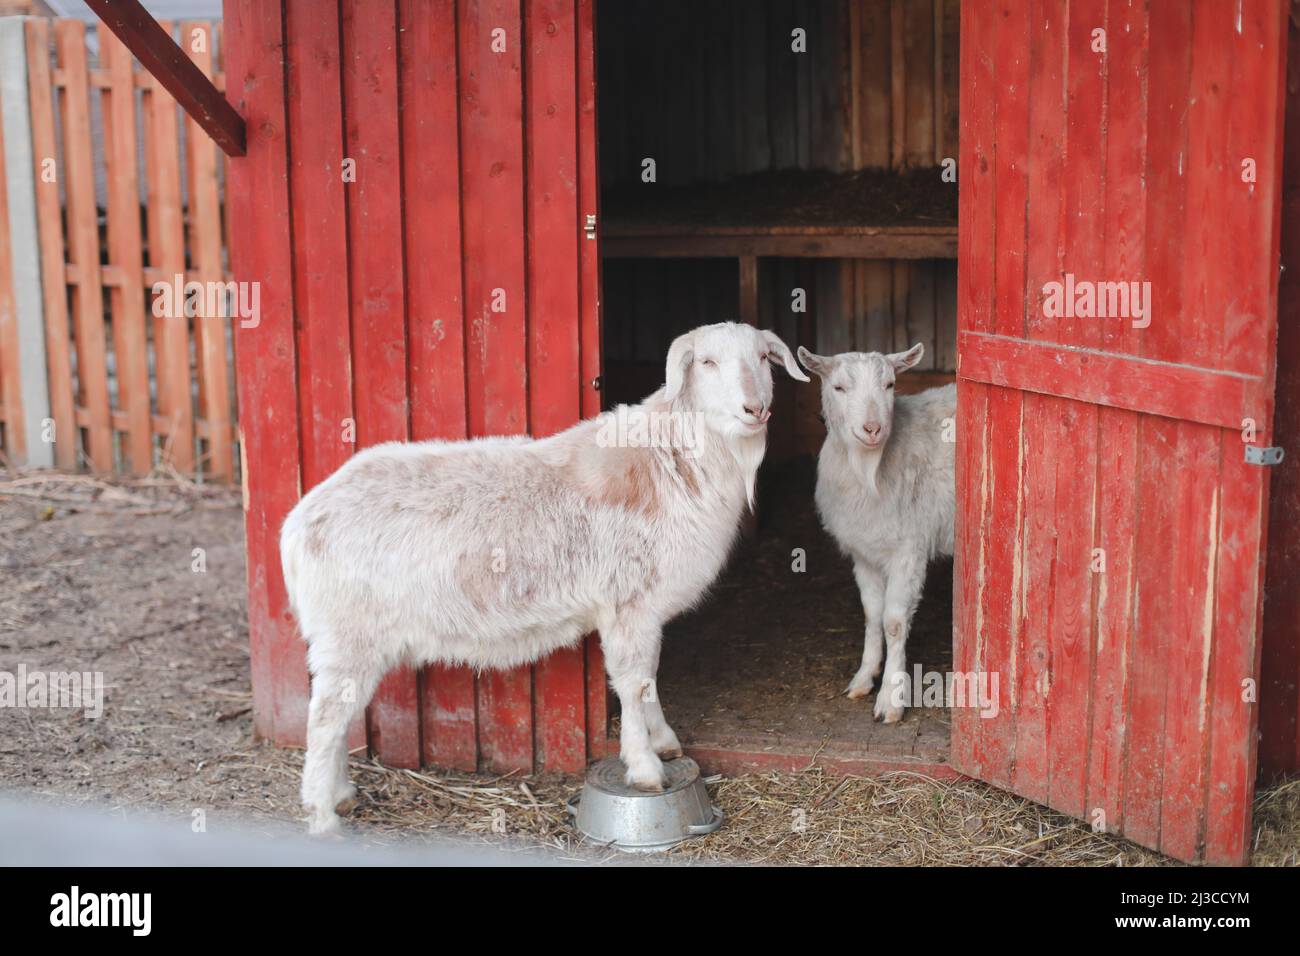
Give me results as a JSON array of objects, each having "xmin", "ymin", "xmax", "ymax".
[
  {"xmin": 845, "ymin": 683, "xmax": 873, "ymax": 700},
  {"xmin": 624, "ymin": 760, "xmax": 666, "ymax": 792},
  {"xmin": 873, "ymin": 702, "xmax": 905, "ymax": 724},
  {"xmin": 306, "ymin": 811, "xmax": 344, "ymax": 839},
  {"xmin": 656, "ymin": 746, "xmax": 684, "ymax": 760}
]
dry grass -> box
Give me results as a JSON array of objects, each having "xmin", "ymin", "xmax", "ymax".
[{"xmin": 290, "ymin": 753, "xmax": 1296, "ymax": 866}]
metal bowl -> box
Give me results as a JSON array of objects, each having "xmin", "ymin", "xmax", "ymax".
[{"xmin": 567, "ymin": 756, "xmax": 723, "ymax": 852}]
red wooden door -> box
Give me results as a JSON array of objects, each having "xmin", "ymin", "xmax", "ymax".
[
  {"xmin": 225, "ymin": 0, "xmax": 604, "ymax": 774},
  {"xmin": 953, "ymin": 1, "xmax": 1288, "ymax": 865}
]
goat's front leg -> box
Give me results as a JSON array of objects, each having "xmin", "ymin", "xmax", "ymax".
[
  {"xmin": 640, "ymin": 642, "xmax": 683, "ymax": 759},
  {"xmin": 875, "ymin": 551, "xmax": 925, "ymax": 724},
  {"xmin": 846, "ymin": 561, "xmax": 885, "ymax": 699},
  {"xmin": 603, "ymin": 618, "xmax": 667, "ymax": 790}
]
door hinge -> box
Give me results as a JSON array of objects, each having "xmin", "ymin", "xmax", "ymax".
[
  {"xmin": 1245, "ymin": 445, "xmax": 1285, "ymax": 466},
  {"xmin": 584, "ymin": 214, "xmax": 597, "ymax": 241}
]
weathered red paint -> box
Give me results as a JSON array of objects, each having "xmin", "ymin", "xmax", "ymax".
[
  {"xmin": 225, "ymin": 0, "xmax": 605, "ymax": 775},
  {"xmin": 954, "ymin": 0, "xmax": 1290, "ymax": 865},
  {"xmin": 224, "ymin": 0, "xmax": 307, "ymax": 747}
]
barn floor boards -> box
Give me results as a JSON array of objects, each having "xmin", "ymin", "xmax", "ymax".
[{"xmin": 653, "ymin": 458, "xmax": 953, "ymax": 777}]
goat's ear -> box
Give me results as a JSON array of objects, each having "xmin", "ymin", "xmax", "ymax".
[
  {"xmin": 663, "ymin": 331, "xmax": 695, "ymax": 401},
  {"xmin": 889, "ymin": 342, "xmax": 925, "ymax": 373},
  {"xmin": 763, "ymin": 331, "xmax": 810, "ymax": 382},
  {"xmin": 797, "ymin": 346, "xmax": 833, "ymax": 378}
]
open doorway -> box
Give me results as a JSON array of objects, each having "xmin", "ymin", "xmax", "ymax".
[{"xmin": 596, "ymin": 0, "xmax": 960, "ymax": 772}]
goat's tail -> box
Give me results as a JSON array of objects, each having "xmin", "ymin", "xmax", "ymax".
[{"xmin": 279, "ymin": 519, "xmax": 302, "ymax": 624}]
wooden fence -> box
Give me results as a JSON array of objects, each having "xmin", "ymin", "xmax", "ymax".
[{"xmin": 0, "ymin": 18, "xmax": 236, "ymax": 480}]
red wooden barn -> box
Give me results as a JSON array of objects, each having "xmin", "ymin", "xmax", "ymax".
[{"xmin": 92, "ymin": 0, "xmax": 1300, "ymax": 865}]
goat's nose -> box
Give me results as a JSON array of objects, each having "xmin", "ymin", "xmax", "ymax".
[
  {"xmin": 743, "ymin": 403, "xmax": 770, "ymax": 423},
  {"xmin": 862, "ymin": 422, "xmax": 882, "ymax": 439}
]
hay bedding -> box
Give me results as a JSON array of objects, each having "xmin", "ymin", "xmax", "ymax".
[{"xmin": 1, "ymin": 470, "xmax": 1297, "ymax": 866}]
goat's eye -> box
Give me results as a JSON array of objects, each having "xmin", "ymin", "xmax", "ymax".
[
  {"xmin": 885, "ymin": 382, "xmax": 895, "ymax": 390},
  {"xmin": 833, "ymin": 385, "xmax": 846, "ymax": 394},
  {"xmin": 761, "ymin": 353, "xmax": 771, "ymax": 363},
  {"xmin": 700, "ymin": 358, "xmax": 717, "ymax": 368}
]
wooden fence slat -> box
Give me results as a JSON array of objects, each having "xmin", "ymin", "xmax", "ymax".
[
  {"xmin": 1085, "ymin": 0, "xmax": 1149, "ymax": 837},
  {"xmin": 339, "ymin": 0, "xmax": 420, "ymax": 769},
  {"xmin": 282, "ymin": 0, "xmax": 359, "ymax": 750},
  {"xmin": 224, "ymin": 0, "xmax": 307, "ymax": 745},
  {"xmin": 143, "ymin": 21, "xmax": 193, "ymax": 473},
  {"xmin": 528, "ymin": 0, "xmax": 587, "ymax": 773},
  {"xmin": 971, "ymin": 0, "xmax": 1032, "ymax": 793},
  {"xmin": 0, "ymin": 108, "xmax": 23, "ymax": 461},
  {"xmin": 182, "ymin": 21, "xmax": 233, "ymax": 481},
  {"xmin": 459, "ymin": 0, "xmax": 535, "ymax": 774},
  {"xmin": 55, "ymin": 20, "xmax": 113, "ymax": 472},
  {"xmin": 101, "ymin": 30, "xmax": 154, "ymax": 475},
  {"xmin": 578, "ymin": 0, "xmax": 607, "ymax": 759},
  {"xmin": 397, "ymin": 0, "xmax": 478, "ymax": 773},
  {"xmin": 1041, "ymin": 0, "xmax": 1106, "ymax": 822}
]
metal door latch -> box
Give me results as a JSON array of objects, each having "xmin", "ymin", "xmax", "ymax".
[
  {"xmin": 584, "ymin": 214, "xmax": 597, "ymax": 240},
  {"xmin": 1245, "ymin": 445, "xmax": 1285, "ymax": 466}
]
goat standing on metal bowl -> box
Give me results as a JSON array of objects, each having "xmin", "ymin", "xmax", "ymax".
[
  {"xmin": 281, "ymin": 322, "xmax": 808, "ymax": 835},
  {"xmin": 798, "ymin": 344, "xmax": 955, "ymax": 723}
]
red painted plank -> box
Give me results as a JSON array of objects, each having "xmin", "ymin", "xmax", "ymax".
[
  {"xmin": 950, "ymin": 0, "xmax": 996, "ymax": 780},
  {"xmin": 284, "ymin": 0, "xmax": 361, "ymax": 753},
  {"xmin": 953, "ymin": 379, "xmax": 990, "ymax": 779},
  {"xmin": 973, "ymin": 0, "xmax": 1031, "ymax": 790},
  {"xmin": 459, "ymin": 0, "xmax": 534, "ymax": 773},
  {"xmin": 1085, "ymin": 0, "xmax": 1149, "ymax": 835},
  {"xmin": 1043, "ymin": 0, "xmax": 1106, "ymax": 822},
  {"xmin": 958, "ymin": 333, "xmax": 1269, "ymax": 432},
  {"xmin": 339, "ymin": 0, "xmax": 419, "ymax": 769},
  {"xmin": 1205, "ymin": 0, "xmax": 1288, "ymax": 865},
  {"xmin": 526, "ymin": 0, "xmax": 586, "ymax": 773},
  {"xmin": 1120, "ymin": 0, "xmax": 1193, "ymax": 853},
  {"xmin": 397, "ymin": 0, "xmax": 478, "ymax": 773},
  {"xmin": 222, "ymin": 0, "xmax": 306, "ymax": 745},
  {"xmin": 1156, "ymin": 1, "xmax": 1239, "ymax": 861},
  {"xmin": 576, "ymin": 0, "xmax": 607, "ymax": 759},
  {"xmin": 1008, "ymin": 0, "xmax": 1067, "ymax": 806},
  {"xmin": 286, "ymin": 1, "xmax": 352, "ymax": 494},
  {"xmin": 1205, "ymin": 435, "xmax": 1267, "ymax": 865}
]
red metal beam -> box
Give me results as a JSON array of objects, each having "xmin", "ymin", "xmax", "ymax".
[{"xmin": 84, "ymin": 0, "xmax": 246, "ymax": 157}]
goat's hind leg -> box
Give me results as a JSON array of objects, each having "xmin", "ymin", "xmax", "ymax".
[
  {"xmin": 847, "ymin": 561, "xmax": 885, "ymax": 699},
  {"xmin": 302, "ymin": 657, "xmax": 378, "ymax": 836}
]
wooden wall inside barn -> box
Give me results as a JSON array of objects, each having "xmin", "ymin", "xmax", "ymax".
[{"xmin": 597, "ymin": 0, "xmax": 960, "ymax": 407}]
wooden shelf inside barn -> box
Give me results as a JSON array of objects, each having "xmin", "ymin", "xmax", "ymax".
[{"xmin": 601, "ymin": 169, "xmax": 958, "ymax": 261}]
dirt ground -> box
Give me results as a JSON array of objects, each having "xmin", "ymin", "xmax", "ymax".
[
  {"xmin": 1, "ymin": 469, "xmax": 1297, "ymax": 866},
  {"xmin": 661, "ymin": 458, "xmax": 951, "ymax": 762}
]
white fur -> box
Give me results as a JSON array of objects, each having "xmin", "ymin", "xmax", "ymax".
[
  {"xmin": 798, "ymin": 344, "xmax": 955, "ymax": 723},
  {"xmin": 284, "ymin": 322, "xmax": 807, "ymax": 834}
]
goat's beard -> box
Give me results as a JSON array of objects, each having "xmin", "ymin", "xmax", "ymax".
[
  {"xmin": 855, "ymin": 443, "xmax": 884, "ymax": 495},
  {"xmin": 725, "ymin": 426, "xmax": 767, "ymax": 512}
]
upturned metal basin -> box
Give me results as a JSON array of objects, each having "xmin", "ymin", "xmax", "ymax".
[{"xmin": 567, "ymin": 756, "xmax": 723, "ymax": 852}]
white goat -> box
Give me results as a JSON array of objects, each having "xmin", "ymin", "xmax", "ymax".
[
  {"xmin": 797, "ymin": 344, "xmax": 955, "ymax": 723},
  {"xmin": 283, "ymin": 322, "xmax": 808, "ymax": 834}
]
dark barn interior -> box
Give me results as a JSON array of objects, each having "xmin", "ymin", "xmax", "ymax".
[{"xmin": 596, "ymin": 0, "xmax": 960, "ymax": 769}]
